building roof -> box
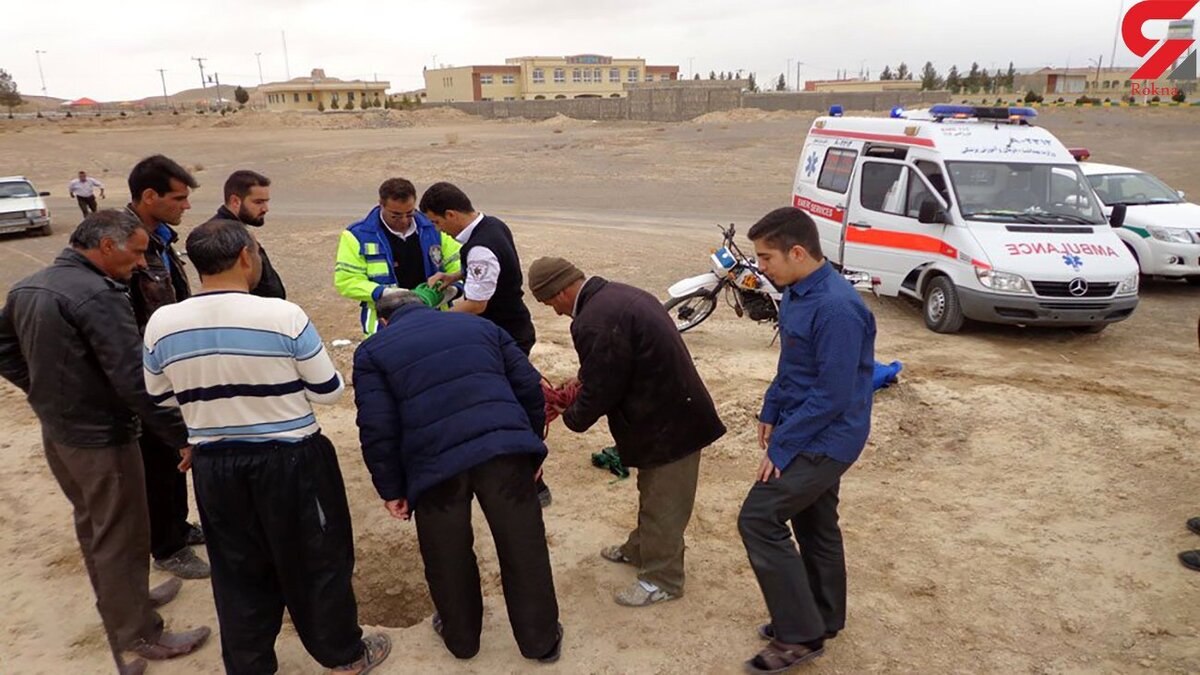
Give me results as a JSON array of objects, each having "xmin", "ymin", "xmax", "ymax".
[{"xmin": 260, "ymin": 68, "xmax": 389, "ymax": 91}]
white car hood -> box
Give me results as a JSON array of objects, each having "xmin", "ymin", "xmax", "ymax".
[
  {"xmin": 1120, "ymin": 201, "xmax": 1200, "ymax": 230},
  {"xmin": 967, "ymin": 224, "xmax": 1139, "ymax": 281},
  {"xmin": 0, "ymin": 196, "xmax": 45, "ymax": 215}
]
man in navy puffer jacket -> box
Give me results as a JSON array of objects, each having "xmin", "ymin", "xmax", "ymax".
[{"xmin": 352, "ymin": 289, "xmax": 562, "ymax": 663}]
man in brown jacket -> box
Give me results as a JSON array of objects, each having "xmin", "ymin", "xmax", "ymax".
[
  {"xmin": 125, "ymin": 155, "xmax": 209, "ymax": 580},
  {"xmin": 529, "ymin": 257, "xmax": 725, "ymax": 607}
]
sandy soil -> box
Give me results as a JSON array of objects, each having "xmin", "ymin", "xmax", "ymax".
[{"xmin": 1, "ymin": 107, "xmax": 1198, "ymax": 674}]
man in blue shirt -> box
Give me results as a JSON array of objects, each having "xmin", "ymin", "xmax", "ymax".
[{"xmin": 737, "ymin": 207, "xmax": 876, "ymax": 673}]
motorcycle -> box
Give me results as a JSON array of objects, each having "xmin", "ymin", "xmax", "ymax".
[{"xmin": 664, "ymin": 223, "xmax": 783, "ymax": 332}]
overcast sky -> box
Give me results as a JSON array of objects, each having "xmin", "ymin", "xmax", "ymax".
[{"xmin": 1, "ymin": 0, "xmax": 1187, "ymax": 101}]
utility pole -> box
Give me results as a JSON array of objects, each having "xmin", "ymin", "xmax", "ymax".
[
  {"xmin": 34, "ymin": 49, "xmax": 48, "ymax": 101},
  {"xmin": 787, "ymin": 58, "xmax": 793, "ymax": 90},
  {"xmin": 281, "ymin": 32, "xmax": 291, "ymax": 79},
  {"xmin": 796, "ymin": 61, "xmax": 804, "ymax": 92},
  {"xmin": 688, "ymin": 56, "xmax": 694, "ymax": 80},
  {"xmin": 192, "ymin": 56, "xmax": 208, "ymax": 90},
  {"xmin": 1110, "ymin": 0, "xmax": 1126, "ymax": 70},
  {"xmin": 211, "ymin": 73, "xmax": 224, "ymax": 105},
  {"xmin": 157, "ymin": 68, "xmax": 170, "ymax": 110},
  {"xmin": 255, "ymin": 52, "xmax": 264, "ymax": 85}
]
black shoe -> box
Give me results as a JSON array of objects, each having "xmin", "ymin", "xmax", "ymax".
[
  {"xmin": 185, "ymin": 523, "xmax": 205, "ymax": 546},
  {"xmin": 537, "ymin": 483, "xmax": 552, "ymax": 509},
  {"xmin": 536, "ymin": 623, "xmax": 564, "ymax": 664},
  {"xmin": 1188, "ymin": 517, "xmax": 1200, "ymax": 537},
  {"xmin": 1181, "ymin": 550, "xmax": 1200, "ymax": 572},
  {"xmin": 757, "ymin": 623, "xmax": 838, "ymax": 642}
]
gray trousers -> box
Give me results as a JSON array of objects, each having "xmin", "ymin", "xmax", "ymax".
[
  {"xmin": 617, "ymin": 450, "xmax": 702, "ymax": 596},
  {"xmin": 42, "ymin": 432, "xmax": 163, "ymax": 665},
  {"xmin": 738, "ymin": 451, "xmax": 850, "ymax": 644}
]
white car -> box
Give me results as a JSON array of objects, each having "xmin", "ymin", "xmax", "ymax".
[
  {"xmin": 1080, "ymin": 162, "xmax": 1200, "ymax": 285},
  {"xmin": 0, "ymin": 176, "xmax": 53, "ymax": 237}
]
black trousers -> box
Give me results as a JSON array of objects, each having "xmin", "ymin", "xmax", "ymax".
[
  {"xmin": 415, "ymin": 453, "xmax": 559, "ymax": 660},
  {"xmin": 139, "ymin": 432, "xmax": 190, "ymax": 561},
  {"xmin": 76, "ymin": 195, "xmax": 98, "ymax": 216},
  {"xmin": 738, "ymin": 452, "xmax": 851, "ymax": 645},
  {"xmin": 192, "ymin": 434, "xmax": 364, "ymax": 674}
]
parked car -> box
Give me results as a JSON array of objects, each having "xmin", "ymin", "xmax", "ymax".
[
  {"xmin": 1079, "ymin": 162, "xmax": 1200, "ymax": 285},
  {"xmin": 0, "ymin": 176, "xmax": 52, "ymax": 237}
]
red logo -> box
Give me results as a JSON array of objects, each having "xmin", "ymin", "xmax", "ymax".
[{"xmin": 1123, "ymin": 1, "xmax": 1197, "ymax": 80}]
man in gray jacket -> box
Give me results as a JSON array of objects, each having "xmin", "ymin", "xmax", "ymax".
[{"xmin": 0, "ymin": 210, "xmax": 211, "ymax": 674}]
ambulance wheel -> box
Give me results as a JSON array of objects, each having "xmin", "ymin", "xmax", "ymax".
[
  {"xmin": 923, "ymin": 276, "xmax": 965, "ymax": 334},
  {"xmin": 664, "ymin": 291, "xmax": 717, "ymax": 333},
  {"xmin": 1186, "ymin": 276, "xmax": 1200, "ymax": 287}
]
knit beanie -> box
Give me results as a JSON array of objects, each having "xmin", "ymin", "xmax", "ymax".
[{"xmin": 528, "ymin": 257, "xmax": 585, "ymax": 302}]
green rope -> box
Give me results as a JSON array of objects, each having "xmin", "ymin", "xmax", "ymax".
[
  {"xmin": 591, "ymin": 446, "xmax": 629, "ymax": 481},
  {"xmin": 411, "ymin": 283, "xmax": 444, "ymax": 308}
]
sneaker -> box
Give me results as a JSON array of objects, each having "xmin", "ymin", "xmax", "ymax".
[
  {"xmin": 1188, "ymin": 517, "xmax": 1200, "ymax": 537},
  {"xmin": 185, "ymin": 523, "xmax": 205, "ymax": 546},
  {"xmin": 600, "ymin": 545, "xmax": 634, "ymax": 565},
  {"xmin": 127, "ymin": 626, "xmax": 211, "ymax": 660},
  {"xmin": 1181, "ymin": 550, "xmax": 1200, "ymax": 572},
  {"xmin": 154, "ymin": 547, "xmax": 211, "ymax": 580},
  {"xmin": 333, "ymin": 633, "xmax": 392, "ymax": 674},
  {"xmin": 614, "ymin": 581, "xmax": 676, "ymax": 607}
]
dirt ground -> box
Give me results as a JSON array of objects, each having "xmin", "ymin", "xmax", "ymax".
[{"xmin": 1, "ymin": 107, "xmax": 1198, "ymax": 674}]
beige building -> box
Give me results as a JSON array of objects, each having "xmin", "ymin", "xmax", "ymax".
[
  {"xmin": 424, "ymin": 55, "xmax": 679, "ymax": 102},
  {"xmin": 804, "ymin": 78, "xmax": 923, "ymax": 93},
  {"xmin": 259, "ymin": 69, "xmax": 390, "ymax": 111},
  {"xmin": 1014, "ymin": 67, "xmax": 1189, "ymax": 97}
]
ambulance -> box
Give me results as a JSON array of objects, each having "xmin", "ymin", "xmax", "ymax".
[{"xmin": 792, "ymin": 104, "xmax": 1140, "ymax": 333}]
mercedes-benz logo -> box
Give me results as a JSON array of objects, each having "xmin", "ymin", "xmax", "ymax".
[{"xmin": 1068, "ymin": 278, "xmax": 1089, "ymax": 297}]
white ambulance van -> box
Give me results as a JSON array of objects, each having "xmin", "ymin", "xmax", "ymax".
[{"xmin": 792, "ymin": 104, "xmax": 1140, "ymax": 333}]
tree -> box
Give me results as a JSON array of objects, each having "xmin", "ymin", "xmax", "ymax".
[
  {"xmin": 980, "ymin": 68, "xmax": 993, "ymax": 95},
  {"xmin": 945, "ymin": 66, "xmax": 962, "ymax": 94},
  {"xmin": 920, "ymin": 62, "xmax": 943, "ymax": 90},
  {"xmin": 965, "ymin": 62, "xmax": 981, "ymax": 94},
  {"xmin": 317, "ymin": 100, "xmax": 326, "ymax": 112},
  {"xmin": 896, "ymin": 62, "xmax": 911, "ymax": 81},
  {"xmin": 747, "ymin": 72, "xmax": 759, "ymax": 93},
  {"xmin": 330, "ymin": 98, "xmax": 340, "ymax": 110},
  {"xmin": 373, "ymin": 95, "xmax": 382, "ymax": 108},
  {"xmin": 693, "ymin": 73, "xmax": 700, "ymax": 80},
  {"xmin": 0, "ymin": 69, "xmax": 24, "ymax": 118},
  {"xmin": 709, "ymin": 70, "xmax": 717, "ymax": 80},
  {"xmin": 359, "ymin": 96, "xmax": 369, "ymax": 110},
  {"xmin": 234, "ymin": 86, "xmax": 250, "ymax": 107},
  {"xmin": 775, "ymin": 73, "xmax": 786, "ymax": 91},
  {"xmin": 1004, "ymin": 62, "xmax": 1017, "ymax": 92},
  {"xmin": 880, "ymin": 65, "xmax": 894, "ymax": 81}
]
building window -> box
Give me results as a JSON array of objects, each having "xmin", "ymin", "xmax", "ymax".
[
  {"xmin": 554, "ymin": 68, "xmax": 565, "ymax": 83},
  {"xmin": 481, "ymin": 74, "xmax": 494, "ymax": 85},
  {"xmin": 573, "ymin": 69, "xmax": 582, "ymax": 83},
  {"xmin": 628, "ymin": 68, "xmax": 639, "ymax": 82},
  {"xmin": 645, "ymin": 72, "xmax": 653, "ymax": 82},
  {"xmin": 504, "ymin": 96, "xmax": 516, "ymax": 101},
  {"xmin": 610, "ymin": 68, "xmax": 620, "ymax": 83},
  {"xmin": 533, "ymin": 68, "xmax": 545, "ymax": 84},
  {"xmin": 594, "ymin": 68, "xmax": 602, "ymax": 82},
  {"xmin": 307, "ymin": 92, "xmax": 313, "ymax": 102},
  {"xmin": 583, "ymin": 69, "xmax": 593, "ymax": 83},
  {"xmin": 502, "ymin": 74, "xmax": 515, "ymax": 85},
  {"xmin": 347, "ymin": 91, "xmax": 355, "ymax": 102},
  {"xmin": 293, "ymin": 93, "xmax": 300, "ymax": 102}
]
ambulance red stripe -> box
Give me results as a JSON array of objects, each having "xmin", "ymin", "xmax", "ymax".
[
  {"xmin": 844, "ymin": 227, "xmax": 991, "ymax": 270},
  {"xmin": 811, "ymin": 128, "xmax": 936, "ymax": 148}
]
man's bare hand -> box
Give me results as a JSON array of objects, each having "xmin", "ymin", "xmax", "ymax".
[
  {"xmin": 426, "ymin": 272, "xmax": 458, "ymax": 291},
  {"xmin": 385, "ymin": 499, "xmax": 410, "ymax": 521},
  {"xmin": 757, "ymin": 453, "xmax": 781, "ymax": 483},
  {"xmin": 757, "ymin": 421, "xmax": 774, "ymax": 451},
  {"xmin": 177, "ymin": 446, "xmax": 193, "ymax": 472}
]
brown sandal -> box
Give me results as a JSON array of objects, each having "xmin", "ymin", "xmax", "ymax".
[{"xmin": 744, "ymin": 639, "xmax": 825, "ymax": 673}]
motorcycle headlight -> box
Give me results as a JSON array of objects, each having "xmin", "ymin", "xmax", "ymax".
[
  {"xmin": 1117, "ymin": 272, "xmax": 1139, "ymax": 295},
  {"xmin": 1147, "ymin": 226, "xmax": 1192, "ymax": 244},
  {"xmin": 975, "ymin": 268, "xmax": 1031, "ymax": 294}
]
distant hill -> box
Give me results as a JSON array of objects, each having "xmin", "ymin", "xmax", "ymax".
[
  {"xmin": 13, "ymin": 95, "xmax": 68, "ymax": 112},
  {"xmin": 131, "ymin": 84, "xmax": 256, "ymax": 108}
]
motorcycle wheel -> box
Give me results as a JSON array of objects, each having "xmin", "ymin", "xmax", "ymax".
[{"xmin": 664, "ymin": 290, "xmax": 718, "ymax": 333}]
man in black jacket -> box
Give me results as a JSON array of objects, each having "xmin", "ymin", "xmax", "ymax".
[
  {"xmin": 202, "ymin": 169, "xmax": 286, "ymax": 298},
  {"xmin": 0, "ymin": 210, "xmax": 211, "ymax": 674},
  {"xmin": 422, "ymin": 182, "xmax": 553, "ymax": 508},
  {"xmin": 529, "ymin": 257, "xmax": 726, "ymax": 607},
  {"xmin": 125, "ymin": 154, "xmax": 209, "ymax": 580}
]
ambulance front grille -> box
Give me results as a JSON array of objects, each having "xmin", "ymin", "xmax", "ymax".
[{"xmin": 1031, "ymin": 281, "xmax": 1118, "ymax": 298}]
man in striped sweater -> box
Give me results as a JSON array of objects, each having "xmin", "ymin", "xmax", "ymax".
[{"xmin": 142, "ymin": 219, "xmax": 390, "ymax": 675}]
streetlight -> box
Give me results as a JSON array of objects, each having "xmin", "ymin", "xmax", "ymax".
[{"xmin": 795, "ymin": 60, "xmax": 805, "ymax": 91}]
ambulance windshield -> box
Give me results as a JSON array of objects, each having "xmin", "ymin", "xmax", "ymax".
[{"xmin": 945, "ymin": 162, "xmax": 1107, "ymax": 225}]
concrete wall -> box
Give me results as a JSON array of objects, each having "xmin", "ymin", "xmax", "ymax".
[
  {"xmin": 428, "ymin": 81, "xmax": 746, "ymax": 122},
  {"xmin": 439, "ymin": 98, "xmax": 629, "ymax": 121},
  {"xmin": 743, "ymin": 90, "xmax": 952, "ymax": 112}
]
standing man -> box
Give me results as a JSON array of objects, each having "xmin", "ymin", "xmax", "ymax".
[
  {"xmin": 353, "ymin": 289, "xmax": 561, "ymax": 663},
  {"xmin": 125, "ymin": 154, "xmax": 209, "ymax": 580},
  {"xmin": 334, "ymin": 177, "xmax": 461, "ymax": 336},
  {"xmin": 202, "ymin": 169, "xmax": 285, "ymax": 298},
  {"xmin": 736, "ymin": 207, "xmax": 876, "ymax": 673},
  {"xmin": 69, "ymin": 170, "xmax": 106, "ymax": 216},
  {"xmin": 420, "ymin": 183, "xmax": 551, "ymax": 507},
  {"xmin": 0, "ymin": 210, "xmax": 211, "ymax": 674},
  {"xmin": 143, "ymin": 219, "xmax": 391, "ymax": 675},
  {"xmin": 528, "ymin": 257, "xmax": 726, "ymax": 607}
]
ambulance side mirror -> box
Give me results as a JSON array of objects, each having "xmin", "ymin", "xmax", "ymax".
[
  {"xmin": 918, "ymin": 199, "xmax": 948, "ymax": 225},
  {"xmin": 39, "ymin": 191, "xmax": 51, "ymax": 197},
  {"xmin": 1109, "ymin": 203, "xmax": 1127, "ymax": 229},
  {"xmin": 1178, "ymin": 190, "xmax": 1186, "ymax": 200}
]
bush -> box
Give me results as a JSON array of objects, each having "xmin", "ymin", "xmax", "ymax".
[
  {"xmin": 1056, "ymin": 97, "xmax": 1065, "ymax": 104},
  {"xmin": 1104, "ymin": 98, "xmax": 1112, "ymax": 103},
  {"xmin": 317, "ymin": 101, "xmax": 326, "ymax": 112},
  {"xmin": 119, "ymin": 111, "xmax": 127, "ymax": 117},
  {"xmin": 172, "ymin": 110, "xmax": 179, "ymax": 115},
  {"xmin": 1074, "ymin": 96, "xmax": 1100, "ymax": 106},
  {"xmin": 330, "ymin": 99, "xmax": 340, "ymax": 110},
  {"xmin": 65, "ymin": 111, "xmax": 72, "ymax": 118},
  {"xmin": 1023, "ymin": 90, "xmax": 1044, "ymax": 104},
  {"xmin": 359, "ymin": 97, "xmax": 369, "ymax": 110},
  {"xmin": 1173, "ymin": 91, "xmax": 1188, "ymax": 103},
  {"xmin": 36, "ymin": 112, "xmax": 43, "ymax": 118},
  {"xmin": 1151, "ymin": 95, "xmax": 1161, "ymax": 103}
]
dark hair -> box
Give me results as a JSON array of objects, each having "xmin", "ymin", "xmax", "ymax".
[
  {"xmin": 128, "ymin": 154, "xmax": 198, "ymax": 203},
  {"xmin": 186, "ymin": 219, "xmax": 257, "ymax": 276},
  {"xmin": 419, "ymin": 181, "xmax": 473, "ymax": 216},
  {"xmin": 378, "ymin": 178, "xmax": 416, "ymax": 203},
  {"xmin": 747, "ymin": 207, "xmax": 823, "ymax": 259},
  {"xmin": 223, "ymin": 170, "xmax": 271, "ymax": 203},
  {"xmin": 69, "ymin": 209, "xmax": 141, "ymax": 249},
  {"xmin": 375, "ymin": 288, "xmax": 425, "ymax": 322}
]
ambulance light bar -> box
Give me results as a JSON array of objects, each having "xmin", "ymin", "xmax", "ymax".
[
  {"xmin": 829, "ymin": 105, "xmax": 845, "ymax": 117},
  {"xmin": 928, "ymin": 105, "xmax": 1038, "ymax": 121},
  {"xmin": 1068, "ymin": 148, "xmax": 1091, "ymax": 161}
]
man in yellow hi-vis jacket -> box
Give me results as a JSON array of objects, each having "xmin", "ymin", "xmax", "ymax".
[{"xmin": 335, "ymin": 178, "xmax": 461, "ymax": 336}]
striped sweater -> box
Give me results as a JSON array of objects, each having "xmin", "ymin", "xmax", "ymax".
[{"xmin": 143, "ymin": 291, "xmax": 343, "ymax": 445}]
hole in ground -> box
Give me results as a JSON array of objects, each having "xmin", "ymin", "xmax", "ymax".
[{"xmin": 353, "ymin": 533, "xmax": 434, "ymax": 628}]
